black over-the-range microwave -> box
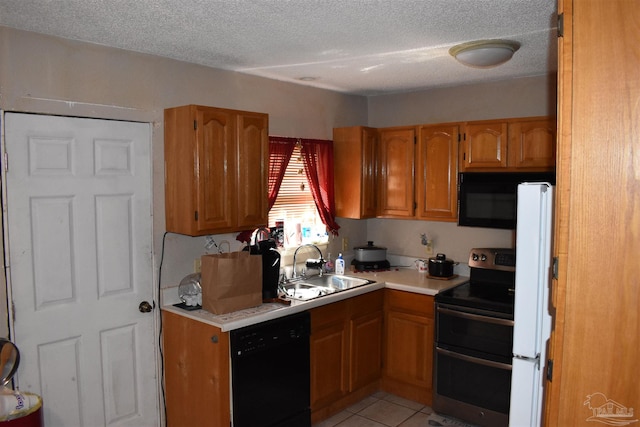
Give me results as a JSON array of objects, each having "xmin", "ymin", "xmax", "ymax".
[{"xmin": 458, "ymin": 171, "xmax": 556, "ymax": 230}]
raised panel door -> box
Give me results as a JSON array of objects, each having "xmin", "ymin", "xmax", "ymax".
[
  {"xmin": 5, "ymin": 114, "xmax": 158, "ymax": 426},
  {"xmin": 508, "ymin": 118, "xmax": 556, "ymax": 169},
  {"xmin": 197, "ymin": 107, "xmax": 236, "ymax": 232},
  {"xmin": 384, "ymin": 311, "xmax": 432, "ymax": 388},
  {"xmin": 461, "ymin": 121, "xmax": 508, "ymax": 170},
  {"xmin": 378, "ymin": 127, "xmax": 415, "ymax": 217},
  {"xmin": 333, "ymin": 127, "xmax": 378, "ymax": 219},
  {"xmin": 163, "ymin": 311, "xmax": 231, "ymax": 427},
  {"xmin": 350, "ymin": 310, "xmax": 382, "ymax": 391},
  {"xmin": 383, "ymin": 290, "xmax": 434, "ymax": 405},
  {"xmin": 236, "ymin": 112, "xmax": 269, "ymax": 230},
  {"xmin": 416, "ymin": 124, "xmax": 459, "ymax": 220},
  {"xmin": 361, "ymin": 128, "xmax": 378, "ymax": 218},
  {"xmin": 310, "ymin": 321, "xmax": 349, "ymax": 410}
]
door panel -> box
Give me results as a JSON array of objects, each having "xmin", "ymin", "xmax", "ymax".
[
  {"xmin": 3, "ymin": 113, "xmax": 158, "ymax": 427},
  {"xmin": 378, "ymin": 128, "xmax": 415, "ymax": 217}
]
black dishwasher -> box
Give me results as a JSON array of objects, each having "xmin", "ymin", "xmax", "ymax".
[{"xmin": 230, "ymin": 311, "xmax": 311, "ymax": 427}]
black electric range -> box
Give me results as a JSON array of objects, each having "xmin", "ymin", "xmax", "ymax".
[{"xmin": 435, "ymin": 248, "xmax": 516, "ymax": 318}]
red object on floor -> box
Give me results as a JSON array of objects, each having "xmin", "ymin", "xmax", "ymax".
[{"xmin": 1, "ymin": 397, "xmax": 43, "ymax": 427}]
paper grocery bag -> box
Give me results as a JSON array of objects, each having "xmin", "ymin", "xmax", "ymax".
[{"xmin": 200, "ymin": 251, "xmax": 263, "ymax": 315}]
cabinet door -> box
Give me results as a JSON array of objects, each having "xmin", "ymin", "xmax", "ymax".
[
  {"xmin": 165, "ymin": 105, "xmax": 197, "ymax": 235},
  {"xmin": 350, "ymin": 310, "xmax": 383, "ymax": 391},
  {"xmin": 310, "ymin": 302, "xmax": 349, "ymax": 411},
  {"xmin": 508, "ymin": 118, "xmax": 556, "ymax": 169},
  {"xmin": 460, "ymin": 121, "xmax": 508, "ymax": 170},
  {"xmin": 236, "ymin": 112, "xmax": 269, "ymax": 229},
  {"xmin": 196, "ymin": 107, "xmax": 236, "ymax": 232},
  {"xmin": 333, "ymin": 127, "xmax": 378, "ymax": 219},
  {"xmin": 163, "ymin": 311, "xmax": 230, "ymax": 427},
  {"xmin": 384, "ymin": 311, "xmax": 433, "ymax": 389},
  {"xmin": 349, "ymin": 290, "xmax": 383, "ymax": 392},
  {"xmin": 383, "ymin": 290, "xmax": 434, "ymax": 405},
  {"xmin": 378, "ymin": 127, "xmax": 415, "ymax": 217},
  {"xmin": 361, "ymin": 128, "xmax": 378, "ymax": 218},
  {"xmin": 416, "ymin": 124, "xmax": 459, "ymax": 220}
]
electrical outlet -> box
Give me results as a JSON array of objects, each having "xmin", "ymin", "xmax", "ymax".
[
  {"xmin": 420, "ymin": 233, "xmax": 433, "ymax": 255},
  {"xmin": 342, "ymin": 237, "xmax": 349, "ymax": 252},
  {"xmin": 425, "ymin": 240, "xmax": 434, "ymax": 256},
  {"xmin": 194, "ymin": 258, "xmax": 202, "ymax": 273}
]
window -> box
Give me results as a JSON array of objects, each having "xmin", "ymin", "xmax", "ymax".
[{"xmin": 269, "ymin": 145, "xmax": 328, "ymax": 247}]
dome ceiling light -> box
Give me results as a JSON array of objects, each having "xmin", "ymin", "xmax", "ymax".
[{"xmin": 449, "ymin": 39, "xmax": 521, "ymax": 68}]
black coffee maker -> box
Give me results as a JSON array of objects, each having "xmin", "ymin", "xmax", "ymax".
[{"xmin": 244, "ymin": 228, "xmax": 281, "ymax": 300}]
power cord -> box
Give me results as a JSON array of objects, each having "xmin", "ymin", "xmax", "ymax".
[{"xmin": 157, "ymin": 231, "xmax": 169, "ymax": 426}]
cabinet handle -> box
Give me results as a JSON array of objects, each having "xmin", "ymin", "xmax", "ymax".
[
  {"xmin": 437, "ymin": 306, "xmax": 514, "ymax": 327},
  {"xmin": 436, "ymin": 346, "xmax": 512, "ymax": 371},
  {"xmin": 211, "ymin": 335, "xmax": 219, "ymax": 344}
]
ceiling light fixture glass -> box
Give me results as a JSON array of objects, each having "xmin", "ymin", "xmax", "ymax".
[{"xmin": 449, "ymin": 39, "xmax": 520, "ymax": 68}]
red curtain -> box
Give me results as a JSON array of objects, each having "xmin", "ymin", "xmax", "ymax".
[
  {"xmin": 300, "ymin": 138, "xmax": 340, "ymax": 235},
  {"xmin": 237, "ymin": 135, "xmax": 340, "ymax": 243},
  {"xmin": 267, "ymin": 136, "xmax": 296, "ymax": 209}
]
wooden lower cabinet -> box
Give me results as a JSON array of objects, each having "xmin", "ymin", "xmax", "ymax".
[
  {"xmin": 162, "ymin": 288, "xmax": 432, "ymax": 426},
  {"xmin": 162, "ymin": 310, "xmax": 231, "ymax": 427},
  {"xmin": 310, "ymin": 290, "xmax": 383, "ymax": 423},
  {"xmin": 381, "ymin": 289, "xmax": 435, "ymax": 405}
]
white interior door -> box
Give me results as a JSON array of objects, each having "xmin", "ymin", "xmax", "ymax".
[{"xmin": 3, "ymin": 113, "xmax": 158, "ymax": 426}]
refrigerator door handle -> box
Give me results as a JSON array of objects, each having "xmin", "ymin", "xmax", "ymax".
[{"xmin": 513, "ymin": 353, "xmax": 541, "ymax": 364}]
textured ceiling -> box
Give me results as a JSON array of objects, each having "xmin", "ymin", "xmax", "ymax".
[{"xmin": 0, "ymin": 0, "xmax": 558, "ymax": 96}]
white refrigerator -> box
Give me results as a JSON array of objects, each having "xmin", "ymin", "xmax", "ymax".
[{"xmin": 509, "ymin": 182, "xmax": 554, "ymax": 427}]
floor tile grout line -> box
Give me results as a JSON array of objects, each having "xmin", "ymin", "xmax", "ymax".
[{"xmin": 313, "ymin": 392, "xmax": 429, "ymax": 427}]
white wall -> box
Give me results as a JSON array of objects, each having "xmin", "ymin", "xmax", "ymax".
[{"xmin": 367, "ymin": 74, "xmax": 557, "ymax": 127}]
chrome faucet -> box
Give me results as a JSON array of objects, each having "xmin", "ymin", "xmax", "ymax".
[{"xmin": 292, "ymin": 244, "xmax": 325, "ymax": 279}]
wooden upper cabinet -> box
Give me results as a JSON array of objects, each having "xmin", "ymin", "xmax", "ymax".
[
  {"xmin": 507, "ymin": 118, "xmax": 556, "ymax": 169},
  {"xmin": 195, "ymin": 108, "xmax": 236, "ymax": 232},
  {"xmin": 333, "ymin": 126, "xmax": 378, "ymax": 219},
  {"xmin": 236, "ymin": 112, "xmax": 269, "ymax": 229},
  {"xmin": 460, "ymin": 117, "xmax": 556, "ymax": 172},
  {"xmin": 164, "ymin": 105, "xmax": 268, "ymax": 236},
  {"xmin": 460, "ymin": 120, "xmax": 508, "ymax": 170},
  {"xmin": 378, "ymin": 127, "xmax": 415, "ymax": 218},
  {"xmin": 416, "ymin": 124, "xmax": 459, "ymax": 221}
]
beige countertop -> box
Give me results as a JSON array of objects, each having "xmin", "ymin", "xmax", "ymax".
[
  {"xmin": 349, "ymin": 268, "xmax": 468, "ymax": 295},
  {"xmin": 161, "ymin": 268, "xmax": 468, "ymax": 332}
]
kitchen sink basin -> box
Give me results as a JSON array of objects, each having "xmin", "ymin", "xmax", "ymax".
[
  {"xmin": 281, "ymin": 274, "xmax": 375, "ymax": 301},
  {"xmin": 281, "ymin": 282, "xmax": 337, "ymax": 300}
]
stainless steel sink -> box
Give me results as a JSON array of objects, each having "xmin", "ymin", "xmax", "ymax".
[{"xmin": 281, "ymin": 274, "xmax": 375, "ymax": 301}]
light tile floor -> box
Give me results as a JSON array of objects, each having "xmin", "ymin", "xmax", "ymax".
[{"xmin": 312, "ymin": 391, "xmax": 435, "ymax": 427}]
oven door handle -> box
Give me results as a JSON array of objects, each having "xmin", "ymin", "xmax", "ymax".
[
  {"xmin": 436, "ymin": 347, "xmax": 512, "ymax": 371},
  {"xmin": 437, "ymin": 306, "xmax": 514, "ymax": 327}
]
